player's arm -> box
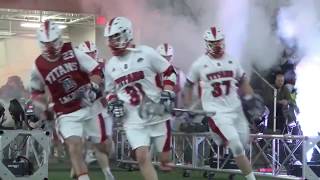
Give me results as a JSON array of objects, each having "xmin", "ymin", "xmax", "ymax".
[
  {"xmin": 148, "ymin": 47, "xmax": 177, "ymax": 110},
  {"xmin": 238, "ymin": 75, "xmax": 254, "ymax": 97},
  {"xmin": 103, "ymin": 68, "xmax": 117, "ymax": 102},
  {"xmin": 183, "ymin": 62, "xmax": 199, "ymax": 107},
  {"xmin": 103, "ymin": 65, "xmax": 125, "ymax": 118},
  {"xmin": 184, "ymin": 80, "xmax": 195, "ymax": 107},
  {"xmin": 74, "ymin": 48, "xmax": 105, "ymax": 105},
  {"xmin": 177, "ymin": 70, "xmax": 188, "ymax": 107},
  {"xmin": 235, "ymin": 61, "xmax": 267, "ymax": 123},
  {"xmin": 29, "ymin": 65, "xmax": 47, "ymax": 112},
  {"xmin": 235, "ymin": 61, "xmax": 254, "ymax": 98},
  {"xmin": 74, "ymin": 48, "xmax": 103, "ymax": 86},
  {"xmin": 148, "ymin": 46, "xmax": 177, "ymax": 91}
]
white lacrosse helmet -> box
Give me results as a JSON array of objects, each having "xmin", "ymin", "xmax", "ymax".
[
  {"xmin": 104, "ymin": 17, "xmax": 133, "ymax": 56},
  {"xmin": 156, "ymin": 43, "xmax": 174, "ymax": 62},
  {"xmin": 78, "ymin": 41, "xmax": 98, "ymax": 60},
  {"xmin": 203, "ymin": 26, "xmax": 225, "ymax": 59},
  {"xmin": 36, "ymin": 20, "xmax": 63, "ymax": 61}
]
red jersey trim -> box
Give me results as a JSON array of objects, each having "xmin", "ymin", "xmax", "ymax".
[
  {"xmin": 106, "ymin": 93, "xmax": 117, "ymax": 102},
  {"xmin": 90, "ymin": 66, "xmax": 103, "ymax": 77},
  {"xmin": 163, "ymin": 65, "xmax": 176, "ymax": 77},
  {"xmin": 163, "ymin": 80, "xmax": 175, "ymax": 87}
]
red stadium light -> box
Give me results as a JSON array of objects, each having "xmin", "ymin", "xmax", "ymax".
[{"xmin": 96, "ymin": 16, "xmax": 106, "ymax": 25}]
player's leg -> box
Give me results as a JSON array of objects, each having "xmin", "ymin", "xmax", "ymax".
[
  {"xmin": 94, "ymin": 113, "xmax": 114, "ymax": 180},
  {"xmin": 234, "ymin": 154, "xmax": 255, "ymax": 180},
  {"xmin": 126, "ymin": 128, "xmax": 158, "ymax": 180},
  {"xmin": 93, "ymin": 145, "xmax": 113, "ymax": 179},
  {"xmin": 208, "ymin": 114, "xmax": 255, "ymax": 180},
  {"xmin": 84, "ymin": 141, "xmax": 97, "ymax": 165},
  {"xmin": 229, "ymin": 138, "xmax": 254, "ymax": 180},
  {"xmin": 65, "ymin": 136, "xmax": 89, "ymax": 180},
  {"xmin": 152, "ymin": 121, "xmax": 174, "ymax": 171},
  {"xmin": 71, "ymin": 137, "xmax": 89, "ymax": 179},
  {"xmin": 56, "ymin": 109, "xmax": 90, "ymax": 180},
  {"xmin": 52, "ymin": 126, "xmax": 63, "ymax": 159},
  {"xmin": 85, "ymin": 112, "xmax": 114, "ymax": 180},
  {"xmin": 233, "ymin": 109, "xmax": 256, "ymax": 180},
  {"xmin": 87, "ymin": 101, "xmax": 111, "ymax": 155},
  {"xmin": 136, "ymin": 146, "xmax": 158, "ymax": 180}
]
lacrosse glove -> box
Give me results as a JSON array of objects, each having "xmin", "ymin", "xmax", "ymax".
[
  {"xmin": 107, "ymin": 99, "xmax": 125, "ymax": 118},
  {"xmin": 159, "ymin": 90, "xmax": 176, "ymax": 113}
]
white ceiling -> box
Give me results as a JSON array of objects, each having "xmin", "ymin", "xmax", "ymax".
[{"xmin": 0, "ymin": 8, "xmax": 95, "ymax": 38}]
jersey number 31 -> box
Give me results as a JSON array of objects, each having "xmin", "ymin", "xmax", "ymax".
[{"xmin": 124, "ymin": 83, "xmax": 144, "ymax": 106}]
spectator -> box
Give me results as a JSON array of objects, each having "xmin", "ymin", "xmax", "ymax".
[
  {"xmin": 0, "ymin": 76, "xmax": 29, "ymax": 101},
  {"xmin": 263, "ymin": 72, "xmax": 293, "ymax": 133}
]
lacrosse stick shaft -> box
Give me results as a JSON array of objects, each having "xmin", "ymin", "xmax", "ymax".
[{"xmin": 172, "ymin": 108, "xmax": 215, "ymax": 116}]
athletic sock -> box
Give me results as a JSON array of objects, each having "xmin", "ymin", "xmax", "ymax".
[
  {"xmin": 245, "ymin": 172, "xmax": 256, "ymax": 180},
  {"xmin": 78, "ymin": 173, "xmax": 90, "ymax": 180},
  {"xmin": 102, "ymin": 167, "xmax": 114, "ymax": 180}
]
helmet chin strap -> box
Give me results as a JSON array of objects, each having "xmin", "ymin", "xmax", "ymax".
[
  {"xmin": 42, "ymin": 53, "xmax": 61, "ymax": 62},
  {"xmin": 109, "ymin": 46, "xmax": 128, "ymax": 56},
  {"xmin": 110, "ymin": 43, "xmax": 135, "ymax": 56},
  {"xmin": 43, "ymin": 55, "xmax": 60, "ymax": 62},
  {"xmin": 207, "ymin": 49, "xmax": 224, "ymax": 59}
]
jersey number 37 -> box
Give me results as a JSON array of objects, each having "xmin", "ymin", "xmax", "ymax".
[{"xmin": 211, "ymin": 80, "xmax": 231, "ymax": 97}]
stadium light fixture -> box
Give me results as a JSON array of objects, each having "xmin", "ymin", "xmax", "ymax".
[
  {"xmin": 20, "ymin": 22, "xmax": 67, "ymax": 29},
  {"xmin": 0, "ymin": 31, "xmax": 16, "ymax": 36}
]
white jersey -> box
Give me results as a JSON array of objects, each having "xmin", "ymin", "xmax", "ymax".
[
  {"xmin": 104, "ymin": 45, "xmax": 175, "ymax": 128},
  {"xmin": 187, "ymin": 53, "xmax": 245, "ymax": 113}
]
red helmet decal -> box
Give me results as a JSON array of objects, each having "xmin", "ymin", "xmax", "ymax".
[
  {"xmin": 210, "ymin": 27, "xmax": 217, "ymax": 39},
  {"xmin": 44, "ymin": 20, "xmax": 50, "ymax": 39},
  {"xmin": 164, "ymin": 43, "xmax": 168, "ymax": 55},
  {"xmin": 108, "ymin": 17, "xmax": 116, "ymax": 33}
]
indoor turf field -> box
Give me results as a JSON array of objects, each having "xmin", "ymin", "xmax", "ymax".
[{"xmin": 48, "ymin": 162, "xmax": 279, "ymax": 180}]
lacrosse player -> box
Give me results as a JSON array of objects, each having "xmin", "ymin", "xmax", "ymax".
[
  {"xmin": 103, "ymin": 17, "xmax": 177, "ymax": 180},
  {"xmin": 185, "ymin": 26, "xmax": 256, "ymax": 180}
]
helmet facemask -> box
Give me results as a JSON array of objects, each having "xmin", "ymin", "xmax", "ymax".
[
  {"xmin": 86, "ymin": 50, "xmax": 98, "ymax": 60},
  {"xmin": 107, "ymin": 29, "xmax": 132, "ymax": 56},
  {"xmin": 157, "ymin": 43, "xmax": 174, "ymax": 63},
  {"xmin": 39, "ymin": 37, "xmax": 63, "ymax": 62},
  {"xmin": 206, "ymin": 39, "xmax": 225, "ymax": 59},
  {"xmin": 104, "ymin": 17, "xmax": 134, "ymax": 56},
  {"xmin": 162, "ymin": 55, "xmax": 173, "ymax": 62},
  {"xmin": 37, "ymin": 20, "xmax": 63, "ymax": 62}
]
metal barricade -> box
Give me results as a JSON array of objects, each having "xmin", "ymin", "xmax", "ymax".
[
  {"xmin": 116, "ymin": 129, "xmax": 320, "ymax": 179},
  {"xmin": 0, "ymin": 130, "xmax": 50, "ymax": 180}
]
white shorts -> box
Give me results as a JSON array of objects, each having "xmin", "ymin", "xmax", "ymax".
[
  {"xmin": 208, "ymin": 107, "xmax": 249, "ymax": 146},
  {"xmin": 96, "ymin": 111, "xmax": 113, "ymax": 137},
  {"xmin": 56, "ymin": 107, "xmax": 107, "ymax": 143},
  {"xmin": 91, "ymin": 98, "xmax": 113, "ymax": 137},
  {"xmin": 125, "ymin": 120, "xmax": 171, "ymax": 152}
]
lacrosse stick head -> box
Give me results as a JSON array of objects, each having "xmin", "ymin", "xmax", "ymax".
[{"xmin": 138, "ymin": 98, "xmax": 166, "ymax": 120}]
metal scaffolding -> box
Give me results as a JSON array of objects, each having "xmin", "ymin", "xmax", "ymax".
[
  {"xmin": 115, "ymin": 129, "xmax": 320, "ymax": 179},
  {"xmin": 0, "ymin": 130, "xmax": 50, "ymax": 180}
]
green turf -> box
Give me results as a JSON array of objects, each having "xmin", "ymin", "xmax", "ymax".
[
  {"xmin": 48, "ymin": 163, "xmax": 281, "ymax": 180},
  {"xmin": 49, "ymin": 168, "xmax": 248, "ymax": 180}
]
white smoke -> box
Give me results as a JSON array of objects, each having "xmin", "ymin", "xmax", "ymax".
[
  {"xmin": 81, "ymin": 0, "xmax": 284, "ymax": 72},
  {"xmin": 277, "ymin": 0, "xmax": 320, "ymax": 138},
  {"xmin": 201, "ymin": 0, "xmax": 283, "ymax": 72}
]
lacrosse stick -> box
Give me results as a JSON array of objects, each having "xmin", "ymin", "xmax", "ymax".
[{"xmin": 171, "ymin": 108, "xmax": 215, "ymax": 116}]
